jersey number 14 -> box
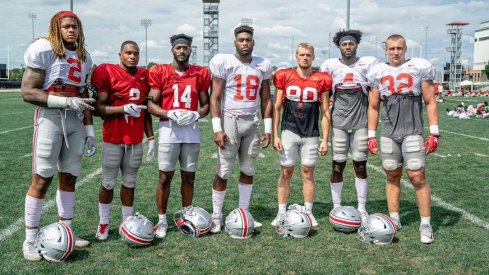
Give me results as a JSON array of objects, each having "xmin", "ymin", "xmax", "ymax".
[{"xmin": 172, "ymin": 84, "xmax": 192, "ymax": 109}]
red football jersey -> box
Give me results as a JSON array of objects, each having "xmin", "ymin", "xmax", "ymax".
[
  {"xmin": 273, "ymin": 69, "xmax": 332, "ymax": 102},
  {"xmin": 148, "ymin": 64, "xmax": 211, "ymax": 121},
  {"xmin": 91, "ymin": 64, "xmax": 150, "ymax": 144}
]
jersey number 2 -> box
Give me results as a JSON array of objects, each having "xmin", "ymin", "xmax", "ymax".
[
  {"xmin": 67, "ymin": 58, "xmax": 81, "ymax": 83},
  {"xmin": 380, "ymin": 73, "xmax": 413, "ymax": 94}
]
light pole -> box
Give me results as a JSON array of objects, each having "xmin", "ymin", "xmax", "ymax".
[
  {"xmin": 141, "ymin": 19, "xmax": 152, "ymax": 68},
  {"xmin": 291, "ymin": 36, "xmax": 294, "ymax": 65},
  {"xmin": 29, "ymin": 12, "xmax": 37, "ymax": 40},
  {"xmin": 420, "ymin": 25, "xmax": 430, "ymax": 59},
  {"xmin": 70, "ymin": 0, "xmax": 73, "ymax": 11},
  {"xmin": 346, "ymin": 0, "xmax": 350, "ymax": 30}
]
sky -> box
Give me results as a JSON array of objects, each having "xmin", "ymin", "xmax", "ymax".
[{"xmin": 0, "ymin": 0, "xmax": 487, "ymax": 72}]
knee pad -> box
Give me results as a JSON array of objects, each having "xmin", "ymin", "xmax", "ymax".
[
  {"xmin": 383, "ymin": 159, "xmax": 399, "ymax": 171},
  {"xmin": 122, "ymin": 174, "xmax": 137, "ymax": 189},
  {"xmin": 217, "ymin": 168, "xmax": 232, "ymax": 180},
  {"xmin": 403, "ymin": 135, "xmax": 423, "ymax": 153},
  {"xmin": 102, "ymin": 179, "xmax": 117, "ymax": 190},
  {"xmin": 406, "ymin": 159, "xmax": 423, "ymax": 171}
]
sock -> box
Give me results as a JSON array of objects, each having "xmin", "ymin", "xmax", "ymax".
[
  {"xmin": 390, "ymin": 212, "xmax": 400, "ymax": 221},
  {"xmin": 238, "ymin": 182, "xmax": 253, "ymax": 210},
  {"xmin": 98, "ymin": 203, "xmax": 111, "ymax": 225},
  {"xmin": 420, "ymin": 216, "xmax": 431, "ymax": 225},
  {"xmin": 121, "ymin": 206, "xmax": 133, "ymax": 221},
  {"xmin": 25, "ymin": 195, "xmax": 44, "ymax": 230},
  {"xmin": 212, "ymin": 188, "xmax": 227, "ymax": 215},
  {"xmin": 25, "ymin": 228, "xmax": 38, "ymax": 242},
  {"xmin": 59, "ymin": 219, "xmax": 72, "ymax": 227},
  {"xmin": 305, "ymin": 202, "xmax": 313, "ymax": 213},
  {"xmin": 56, "ymin": 189, "xmax": 75, "ymax": 219},
  {"xmin": 158, "ymin": 214, "xmax": 167, "ymax": 225},
  {"xmin": 278, "ymin": 203, "xmax": 287, "ymax": 214},
  {"xmin": 330, "ymin": 182, "xmax": 344, "ymax": 208},
  {"xmin": 355, "ymin": 177, "xmax": 368, "ymax": 212}
]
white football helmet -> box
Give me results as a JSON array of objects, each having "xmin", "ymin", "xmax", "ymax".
[
  {"xmin": 358, "ymin": 213, "xmax": 397, "ymax": 245},
  {"xmin": 225, "ymin": 208, "xmax": 254, "ymax": 240},
  {"xmin": 35, "ymin": 222, "xmax": 74, "ymax": 263},
  {"xmin": 173, "ymin": 206, "xmax": 212, "ymax": 238},
  {"xmin": 276, "ymin": 205, "xmax": 312, "ymax": 238},
  {"xmin": 119, "ymin": 212, "xmax": 155, "ymax": 247},
  {"xmin": 329, "ymin": 206, "xmax": 362, "ymax": 233}
]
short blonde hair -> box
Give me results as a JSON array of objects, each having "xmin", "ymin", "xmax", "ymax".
[{"xmin": 296, "ymin": 42, "xmax": 314, "ymax": 55}]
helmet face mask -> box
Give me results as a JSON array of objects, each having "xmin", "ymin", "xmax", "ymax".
[
  {"xmin": 119, "ymin": 212, "xmax": 155, "ymax": 247},
  {"xmin": 225, "ymin": 208, "xmax": 254, "ymax": 240},
  {"xmin": 173, "ymin": 206, "xmax": 211, "ymax": 238},
  {"xmin": 276, "ymin": 205, "xmax": 312, "ymax": 238},
  {"xmin": 35, "ymin": 222, "xmax": 74, "ymax": 263},
  {"xmin": 358, "ymin": 213, "xmax": 397, "ymax": 245},
  {"xmin": 329, "ymin": 206, "xmax": 362, "ymax": 233}
]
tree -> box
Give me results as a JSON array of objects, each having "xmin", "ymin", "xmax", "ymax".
[
  {"xmin": 8, "ymin": 66, "xmax": 25, "ymax": 81},
  {"xmin": 485, "ymin": 62, "xmax": 489, "ymax": 80}
]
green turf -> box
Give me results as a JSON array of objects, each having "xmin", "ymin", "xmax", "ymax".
[{"xmin": 0, "ymin": 92, "xmax": 488, "ymax": 274}]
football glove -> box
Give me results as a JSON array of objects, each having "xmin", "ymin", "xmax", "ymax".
[
  {"xmin": 123, "ymin": 103, "xmax": 147, "ymax": 118},
  {"xmin": 66, "ymin": 97, "xmax": 95, "ymax": 112},
  {"xmin": 368, "ymin": 137, "xmax": 378, "ymax": 155},
  {"xmin": 423, "ymin": 133, "xmax": 440, "ymax": 155},
  {"xmin": 146, "ymin": 137, "xmax": 155, "ymax": 161},
  {"xmin": 85, "ymin": 136, "xmax": 97, "ymax": 157},
  {"xmin": 177, "ymin": 111, "xmax": 199, "ymax": 126}
]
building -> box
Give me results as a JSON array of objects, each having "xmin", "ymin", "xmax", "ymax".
[{"xmin": 473, "ymin": 20, "xmax": 489, "ymax": 81}]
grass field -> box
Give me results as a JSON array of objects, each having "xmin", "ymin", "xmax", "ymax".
[{"xmin": 1, "ymin": 91, "xmax": 488, "ymax": 274}]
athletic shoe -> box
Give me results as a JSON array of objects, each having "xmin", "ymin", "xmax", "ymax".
[
  {"xmin": 420, "ymin": 224, "xmax": 434, "ymax": 244},
  {"xmin": 254, "ymin": 220, "xmax": 263, "ymax": 228},
  {"xmin": 360, "ymin": 211, "xmax": 369, "ymax": 223},
  {"xmin": 391, "ymin": 217, "xmax": 402, "ymax": 231},
  {"xmin": 307, "ymin": 212, "xmax": 319, "ymax": 227},
  {"xmin": 270, "ymin": 213, "xmax": 284, "ymax": 227},
  {"xmin": 74, "ymin": 236, "xmax": 90, "ymax": 248},
  {"xmin": 210, "ymin": 213, "xmax": 222, "ymax": 233},
  {"xmin": 23, "ymin": 239, "xmax": 42, "ymax": 261},
  {"xmin": 96, "ymin": 224, "xmax": 109, "ymax": 241},
  {"xmin": 154, "ymin": 222, "xmax": 168, "ymax": 239}
]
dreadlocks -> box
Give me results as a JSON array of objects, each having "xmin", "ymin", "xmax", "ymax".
[
  {"xmin": 332, "ymin": 29, "xmax": 362, "ymax": 47},
  {"xmin": 47, "ymin": 11, "xmax": 87, "ymax": 62}
]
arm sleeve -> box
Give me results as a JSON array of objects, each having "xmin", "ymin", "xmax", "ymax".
[
  {"xmin": 209, "ymin": 54, "xmax": 227, "ymax": 79},
  {"xmin": 272, "ymin": 70, "xmax": 285, "ymax": 90},
  {"xmin": 24, "ymin": 41, "xmax": 48, "ymax": 70},
  {"xmin": 420, "ymin": 60, "xmax": 436, "ymax": 82},
  {"xmin": 148, "ymin": 65, "xmax": 162, "ymax": 90},
  {"xmin": 200, "ymin": 68, "xmax": 212, "ymax": 93},
  {"xmin": 90, "ymin": 65, "xmax": 110, "ymax": 93},
  {"xmin": 263, "ymin": 59, "xmax": 273, "ymax": 80}
]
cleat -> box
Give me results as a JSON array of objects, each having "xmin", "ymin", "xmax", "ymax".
[
  {"xmin": 74, "ymin": 236, "xmax": 90, "ymax": 248},
  {"xmin": 154, "ymin": 222, "xmax": 168, "ymax": 239},
  {"xmin": 307, "ymin": 212, "xmax": 319, "ymax": 227},
  {"xmin": 420, "ymin": 224, "xmax": 434, "ymax": 244},
  {"xmin": 360, "ymin": 211, "xmax": 369, "ymax": 223},
  {"xmin": 96, "ymin": 224, "xmax": 109, "ymax": 241},
  {"xmin": 210, "ymin": 213, "xmax": 222, "ymax": 234},
  {"xmin": 254, "ymin": 220, "xmax": 263, "ymax": 228},
  {"xmin": 391, "ymin": 217, "xmax": 402, "ymax": 231},
  {"xmin": 271, "ymin": 213, "xmax": 284, "ymax": 227},
  {"xmin": 23, "ymin": 239, "xmax": 42, "ymax": 261}
]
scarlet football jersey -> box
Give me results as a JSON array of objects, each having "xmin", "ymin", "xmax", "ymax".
[{"xmin": 91, "ymin": 64, "xmax": 149, "ymax": 144}]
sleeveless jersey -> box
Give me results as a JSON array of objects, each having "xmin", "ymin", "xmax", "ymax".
[
  {"xmin": 209, "ymin": 53, "xmax": 273, "ymax": 115},
  {"xmin": 320, "ymin": 56, "xmax": 377, "ymax": 130}
]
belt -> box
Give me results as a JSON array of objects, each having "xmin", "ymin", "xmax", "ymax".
[{"xmin": 46, "ymin": 85, "xmax": 81, "ymax": 94}]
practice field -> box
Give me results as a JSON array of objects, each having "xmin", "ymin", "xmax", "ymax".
[{"xmin": 0, "ymin": 92, "xmax": 488, "ymax": 274}]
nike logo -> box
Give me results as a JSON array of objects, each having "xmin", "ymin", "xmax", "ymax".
[{"xmin": 408, "ymin": 64, "xmax": 416, "ymax": 67}]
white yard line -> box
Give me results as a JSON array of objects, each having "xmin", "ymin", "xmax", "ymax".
[
  {"xmin": 0, "ymin": 167, "xmax": 102, "ymax": 243},
  {"xmin": 367, "ymin": 163, "xmax": 489, "ymax": 230},
  {"xmin": 0, "ymin": 126, "xmax": 32, "ymax": 134},
  {"xmin": 474, "ymin": 153, "xmax": 489, "ymax": 158},
  {"xmin": 440, "ymin": 129, "xmax": 489, "ymax": 141},
  {"xmin": 432, "ymin": 153, "xmax": 447, "ymax": 158},
  {"xmin": 21, "ymin": 153, "xmax": 32, "ymax": 158}
]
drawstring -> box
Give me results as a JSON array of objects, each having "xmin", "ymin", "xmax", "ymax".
[
  {"xmin": 124, "ymin": 144, "xmax": 134, "ymax": 156},
  {"xmin": 59, "ymin": 109, "xmax": 70, "ymax": 149}
]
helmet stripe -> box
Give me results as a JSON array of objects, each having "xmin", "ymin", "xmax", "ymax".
[
  {"xmin": 59, "ymin": 223, "xmax": 74, "ymax": 261},
  {"xmin": 329, "ymin": 215, "xmax": 362, "ymax": 227},
  {"xmin": 121, "ymin": 225, "xmax": 152, "ymax": 245},
  {"xmin": 376, "ymin": 213, "xmax": 397, "ymax": 237},
  {"xmin": 238, "ymin": 208, "xmax": 249, "ymax": 239}
]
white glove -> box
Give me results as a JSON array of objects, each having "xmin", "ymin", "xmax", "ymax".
[
  {"xmin": 66, "ymin": 97, "xmax": 95, "ymax": 112},
  {"xmin": 123, "ymin": 103, "xmax": 147, "ymax": 118},
  {"xmin": 177, "ymin": 111, "xmax": 200, "ymax": 126},
  {"xmin": 167, "ymin": 109, "xmax": 183, "ymax": 123},
  {"xmin": 146, "ymin": 137, "xmax": 155, "ymax": 161},
  {"xmin": 84, "ymin": 125, "xmax": 97, "ymax": 157}
]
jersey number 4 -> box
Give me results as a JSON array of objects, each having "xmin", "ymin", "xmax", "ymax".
[
  {"xmin": 234, "ymin": 74, "xmax": 260, "ymax": 101},
  {"xmin": 172, "ymin": 84, "xmax": 192, "ymax": 108},
  {"xmin": 380, "ymin": 73, "xmax": 413, "ymax": 94}
]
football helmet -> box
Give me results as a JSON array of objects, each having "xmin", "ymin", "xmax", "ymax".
[
  {"xmin": 358, "ymin": 213, "xmax": 397, "ymax": 245},
  {"xmin": 329, "ymin": 206, "xmax": 362, "ymax": 233},
  {"xmin": 276, "ymin": 205, "xmax": 312, "ymax": 238},
  {"xmin": 224, "ymin": 208, "xmax": 254, "ymax": 240},
  {"xmin": 35, "ymin": 222, "xmax": 74, "ymax": 263},
  {"xmin": 119, "ymin": 212, "xmax": 155, "ymax": 247},
  {"xmin": 173, "ymin": 206, "xmax": 212, "ymax": 238}
]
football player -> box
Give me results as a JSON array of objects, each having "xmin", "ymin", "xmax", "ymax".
[
  {"xmin": 208, "ymin": 25, "xmax": 273, "ymax": 232},
  {"xmin": 91, "ymin": 41, "xmax": 155, "ymax": 241},
  {"xmin": 21, "ymin": 11, "xmax": 95, "ymax": 261},
  {"xmin": 147, "ymin": 34, "xmax": 211, "ymax": 238},
  {"xmin": 319, "ymin": 30, "xmax": 377, "ymax": 220},
  {"xmin": 367, "ymin": 34, "xmax": 440, "ymax": 244},
  {"xmin": 271, "ymin": 43, "xmax": 332, "ymax": 227}
]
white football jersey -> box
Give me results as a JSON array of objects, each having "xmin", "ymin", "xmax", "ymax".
[
  {"xmin": 319, "ymin": 56, "xmax": 377, "ymax": 96},
  {"xmin": 24, "ymin": 38, "xmax": 92, "ymax": 90},
  {"xmin": 209, "ymin": 53, "xmax": 273, "ymax": 115},
  {"xmin": 367, "ymin": 58, "xmax": 435, "ymax": 99}
]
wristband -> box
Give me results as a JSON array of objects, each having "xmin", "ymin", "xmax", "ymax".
[
  {"xmin": 212, "ymin": 117, "xmax": 223, "ymax": 133},
  {"xmin": 264, "ymin": 118, "xmax": 272, "ymax": 134},
  {"xmin": 85, "ymin": 125, "xmax": 95, "ymax": 137},
  {"xmin": 47, "ymin": 95, "xmax": 68, "ymax": 108},
  {"xmin": 429, "ymin": 125, "xmax": 439, "ymax": 135},
  {"xmin": 147, "ymin": 136, "xmax": 155, "ymax": 141},
  {"xmin": 368, "ymin": 129, "xmax": 376, "ymax": 138}
]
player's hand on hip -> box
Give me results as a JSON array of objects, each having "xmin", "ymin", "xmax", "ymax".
[
  {"xmin": 177, "ymin": 111, "xmax": 200, "ymax": 126},
  {"xmin": 85, "ymin": 136, "xmax": 97, "ymax": 157},
  {"xmin": 214, "ymin": 132, "xmax": 228, "ymax": 149},
  {"xmin": 146, "ymin": 137, "xmax": 155, "ymax": 161},
  {"xmin": 368, "ymin": 137, "xmax": 379, "ymax": 155},
  {"xmin": 318, "ymin": 140, "xmax": 328, "ymax": 156},
  {"xmin": 273, "ymin": 136, "xmax": 283, "ymax": 151},
  {"xmin": 423, "ymin": 134, "xmax": 440, "ymax": 155},
  {"xmin": 261, "ymin": 133, "xmax": 271, "ymax": 148},
  {"xmin": 124, "ymin": 103, "xmax": 147, "ymax": 118},
  {"xmin": 67, "ymin": 97, "xmax": 95, "ymax": 112}
]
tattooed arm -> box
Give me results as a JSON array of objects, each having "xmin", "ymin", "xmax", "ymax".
[{"xmin": 21, "ymin": 67, "xmax": 48, "ymax": 107}]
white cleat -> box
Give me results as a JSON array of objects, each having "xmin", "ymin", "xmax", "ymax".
[
  {"xmin": 96, "ymin": 224, "xmax": 109, "ymax": 241},
  {"xmin": 154, "ymin": 222, "xmax": 168, "ymax": 239},
  {"xmin": 307, "ymin": 212, "xmax": 319, "ymax": 227},
  {"xmin": 271, "ymin": 213, "xmax": 284, "ymax": 227},
  {"xmin": 74, "ymin": 236, "xmax": 90, "ymax": 248},
  {"xmin": 391, "ymin": 217, "xmax": 402, "ymax": 231},
  {"xmin": 254, "ymin": 220, "xmax": 263, "ymax": 228},
  {"xmin": 420, "ymin": 224, "xmax": 434, "ymax": 244},
  {"xmin": 23, "ymin": 239, "xmax": 42, "ymax": 261},
  {"xmin": 360, "ymin": 211, "xmax": 369, "ymax": 223},
  {"xmin": 210, "ymin": 213, "xmax": 223, "ymax": 234}
]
